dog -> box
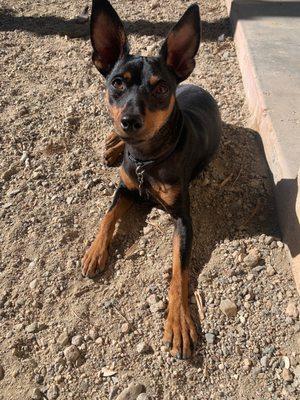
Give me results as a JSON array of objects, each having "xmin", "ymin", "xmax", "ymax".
[{"xmin": 82, "ymin": 0, "xmax": 221, "ymax": 359}]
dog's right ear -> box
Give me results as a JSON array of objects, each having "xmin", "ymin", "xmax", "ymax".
[{"xmin": 90, "ymin": 0, "xmax": 129, "ymax": 76}]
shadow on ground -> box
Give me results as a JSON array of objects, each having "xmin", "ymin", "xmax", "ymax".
[{"xmin": 0, "ymin": 8, "xmax": 231, "ymax": 41}]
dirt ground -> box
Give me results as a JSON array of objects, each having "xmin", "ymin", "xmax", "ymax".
[{"xmin": 0, "ymin": 0, "xmax": 300, "ymax": 399}]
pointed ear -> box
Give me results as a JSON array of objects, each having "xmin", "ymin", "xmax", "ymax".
[
  {"xmin": 90, "ymin": 0, "xmax": 129, "ymax": 76},
  {"xmin": 160, "ymin": 4, "xmax": 200, "ymax": 82}
]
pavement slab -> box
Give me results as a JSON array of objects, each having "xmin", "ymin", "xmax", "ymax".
[{"xmin": 225, "ymin": 0, "xmax": 300, "ymax": 293}]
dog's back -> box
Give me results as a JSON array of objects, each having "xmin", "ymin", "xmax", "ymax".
[{"xmin": 176, "ymin": 84, "xmax": 221, "ymax": 179}]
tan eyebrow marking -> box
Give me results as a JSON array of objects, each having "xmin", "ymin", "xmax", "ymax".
[
  {"xmin": 123, "ymin": 71, "xmax": 131, "ymax": 80},
  {"xmin": 149, "ymin": 75, "xmax": 160, "ymax": 85}
]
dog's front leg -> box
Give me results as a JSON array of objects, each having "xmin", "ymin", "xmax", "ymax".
[
  {"xmin": 82, "ymin": 184, "xmax": 133, "ymax": 278},
  {"xmin": 104, "ymin": 131, "xmax": 125, "ymax": 166},
  {"xmin": 163, "ymin": 201, "xmax": 197, "ymax": 359}
]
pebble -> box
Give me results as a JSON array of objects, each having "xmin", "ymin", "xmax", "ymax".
[
  {"xmin": 89, "ymin": 328, "xmax": 99, "ymax": 340},
  {"xmin": 137, "ymin": 342, "xmax": 152, "ymax": 354},
  {"xmin": 282, "ymin": 368, "xmax": 294, "ymax": 382},
  {"xmin": 29, "ymin": 279, "xmax": 38, "ymax": 290},
  {"xmin": 260, "ymin": 355, "xmax": 269, "ymax": 369},
  {"xmin": 150, "ymin": 301, "xmax": 165, "ymax": 313},
  {"xmin": 0, "ymin": 365, "xmax": 4, "ymax": 380},
  {"xmin": 25, "ymin": 322, "xmax": 43, "ymax": 333},
  {"xmin": 102, "ymin": 367, "xmax": 117, "ymax": 377},
  {"xmin": 57, "ymin": 331, "xmax": 70, "ymax": 346},
  {"xmin": 147, "ymin": 294, "xmax": 158, "ymax": 305},
  {"xmin": 64, "ymin": 345, "xmax": 80, "ymax": 363},
  {"xmin": 282, "ymin": 356, "xmax": 290, "ymax": 369},
  {"xmin": 244, "ymin": 249, "xmax": 260, "ymax": 268},
  {"xmin": 285, "ymin": 301, "xmax": 299, "ymax": 318},
  {"xmin": 32, "ymin": 388, "xmax": 43, "ymax": 400},
  {"xmin": 71, "ymin": 335, "xmax": 83, "ymax": 346},
  {"xmin": 205, "ymin": 333, "xmax": 216, "ymax": 345},
  {"xmin": 242, "ymin": 358, "xmax": 252, "ymax": 371},
  {"xmin": 116, "ymin": 383, "xmax": 146, "ymax": 400},
  {"xmin": 121, "ymin": 323, "xmax": 131, "ymax": 334},
  {"xmin": 136, "ymin": 394, "xmax": 149, "ymax": 400},
  {"xmin": 47, "ymin": 384, "xmax": 59, "ymax": 400},
  {"xmin": 266, "ymin": 265, "xmax": 276, "ymax": 276},
  {"xmin": 220, "ymin": 299, "xmax": 238, "ymax": 317}
]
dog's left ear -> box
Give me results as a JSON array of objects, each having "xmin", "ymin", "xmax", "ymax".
[
  {"xmin": 90, "ymin": 0, "xmax": 129, "ymax": 76},
  {"xmin": 160, "ymin": 4, "xmax": 200, "ymax": 82}
]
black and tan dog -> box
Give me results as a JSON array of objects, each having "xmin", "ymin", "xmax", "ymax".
[{"xmin": 82, "ymin": 0, "xmax": 221, "ymax": 359}]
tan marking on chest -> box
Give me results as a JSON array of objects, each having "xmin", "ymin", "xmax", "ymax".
[
  {"xmin": 150, "ymin": 181, "xmax": 181, "ymax": 207},
  {"xmin": 120, "ymin": 166, "xmax": 138, "ymax": 191}
]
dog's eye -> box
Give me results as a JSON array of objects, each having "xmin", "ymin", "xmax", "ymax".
[
  {"xmin": 112, "ymin": 78, "xmax": 125, "ymax": 91},
  {"xmin": 153, "ymin": 82, "xmax": 169, "ymax": 96}
]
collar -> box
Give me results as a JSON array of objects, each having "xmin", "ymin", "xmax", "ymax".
[
  {"xmin": 127, "ymin": 109, "xmax": 184, "ymax": 170},
  {"xmin": 126, "ymin": 108, "xmax": 184, "ymax": 196}
]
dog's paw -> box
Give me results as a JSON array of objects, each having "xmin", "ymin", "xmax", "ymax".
[
  {"xmin": 103, "ymin": 132, "xmax": 124, "ymax": 166},
  {"xmin": 81, "ymin": 243, "xmax": 108, "ymax": 278},
  {"xmin": 163, "ymin": 305, "xmax": 197, "ymax": 359},
  {"xmin": 104, "ymin": 145, "xmax": 123, "ymax": 166}
]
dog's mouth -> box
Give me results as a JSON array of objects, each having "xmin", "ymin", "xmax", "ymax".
[{"xmin": 117, "ymin": 133, "xmax": 145, "ymax": 145}]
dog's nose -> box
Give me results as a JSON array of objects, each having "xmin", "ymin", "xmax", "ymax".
[{"xmin": 121, "ymin": 115, "xmax": 143, "ymax": 132}]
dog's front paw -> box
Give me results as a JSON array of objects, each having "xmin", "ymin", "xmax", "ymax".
[
  {"xmin": 163, "ymin": 304, "xmax": 197, "ymax": 359},
  {"xmin": 81, "ymin": 242, "xmax": 108, "ymax": 278},
  {"xmin": 104, "ymin": 132, "xmax": 124, "ymax": 166}
]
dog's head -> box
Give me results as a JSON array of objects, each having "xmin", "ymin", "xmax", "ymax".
[{"xmin": 90, "ymin": 0, "xmax": 200, "ymax": 144}]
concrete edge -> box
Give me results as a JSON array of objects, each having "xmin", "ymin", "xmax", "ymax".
[{"xmin": 224, "ymin": 0, "xmax": 300, "ymax": 295}]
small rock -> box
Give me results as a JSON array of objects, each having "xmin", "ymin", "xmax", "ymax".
[
  {"xmin": 260, "ymin": 355, "xmax": 269, "ymax": 369},
  {"xmin": 205, "ymin": 333, "xmax": 215, "ymax": 345},
  {"xmin": 116, "ymin": 383, "xmax": 146, "ymax": 400},
  {"xmin": 32, "ymin": 388, "xmax": 43, "ymax": 400},
  {"xmin": 57, "ymin": 331, "xmax": 70, "ymax": 346},
  {"xmin": 266, "ymin": 265, "xmax": 275, "ymax": 276},
  {"xmin": 242, "ymin": 358, "xmax": 252, "ymax": 371},
  {"xmin": 34, "ymin": 374, "xmax": 44, "ymax": 384},
  {"xmin": 282, "ymin": 356, "xmax": 290, "ymax": 369},
  {"xmin": 71, "ymin": 335, "xmax": 83, "ymax": 346},
  {"xmin": 95, "ymin": 337, "xmax": 104, "ymax": 345},
  {"xmin": 29, "ymin": 279, "xmax": 38, "ymax": 290},
  {"xmin": 282, "ymin": 368, "xmax": 294, "ymax": 382},
  {"xmin": 47, "ymin": 384, "xmax": 59, "ymax": 400},
  {"xmin": 150, "ymin": 301, "xmax": 165, "ymax": 313},
  {"xmin": 64, "ymin": 345, "xmax": 80, "ymax": 363},
  {"xmin": 137, "ymin": 342, "xmax": 152, "ymax": 354},
  {"xmin": 89, "ymin": 328, "xmax": 99, "ymax": 340},
  {"xmin": 244, "ymin": 249, "xmax": 260, "ymax": 268},
  {"xmin": 264, "ymin": 236, "xmax": 274, "ymax": 245},
  {"xmin": 137, "ymin": 394, "xmax": 149, "ymax": 400},
  {"xmin": 286, "ymin": 302, "xmax": 299, "ymax": 319},
  {"xmin": 218, "ymin": 34, "xmax": 225, "ymax": 42},
  {"xmin": 0, "ymin": 365, "xmax": 4, "ymax": 380},
  {"xmin": 25, "ymin": 322, "xmax": 39, "ymax": 333},
  {"xmin": 20, "ymin": 151, "xmax": 29, "ymax": 163},
  {"xmin": 102, "ymin": 367, "xmax": 117, "ymax": 377},
  {"xmin": 121, "ymin": 323, "xmax": 131, "ymax": 334},
  {"xmin": 147, "ymin": 294, "xmax": 158, "ymax": 305},
  {"xmin": 220, "ymin": 299, "xmax": 238, "ymax": 317}
]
